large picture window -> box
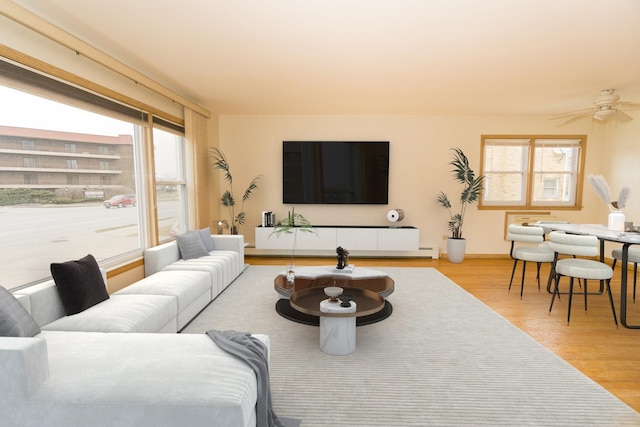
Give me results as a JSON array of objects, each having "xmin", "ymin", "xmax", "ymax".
[
  {"xmin": 0, "ymin": 76, "xmax": 188, "ymax": 290},
  {"xmin": 480, "ymin": 135, "xmax": 586, "ymax": 209}
]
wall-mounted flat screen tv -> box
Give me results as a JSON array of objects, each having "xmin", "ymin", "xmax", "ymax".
[{"xmin": 283, "ymin": 141, "xmax": 389, "ymax": 204}]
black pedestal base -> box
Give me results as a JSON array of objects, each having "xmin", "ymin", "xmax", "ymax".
[{"xmin": 275, "ymin": 298, "xmax": 393, "ymax": 326}]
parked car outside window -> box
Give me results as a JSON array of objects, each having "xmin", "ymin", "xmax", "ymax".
[{"xmin": 104, "ymin": 194, "xmax": 136, "ymax": 208}]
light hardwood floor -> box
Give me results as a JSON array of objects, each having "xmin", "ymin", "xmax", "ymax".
[{"xmin": 246, "ymin": 255, "xmax": 640, "ymax": 413}]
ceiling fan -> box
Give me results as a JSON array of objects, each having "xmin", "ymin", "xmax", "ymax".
[{"xmin": 552, "ymin": 89, "xmax": 640, "ymax": 126}]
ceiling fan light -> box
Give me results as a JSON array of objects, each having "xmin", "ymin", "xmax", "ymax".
[{"xmin": 593, "ymin": 109, "xmax": 615, "ymax": 121}]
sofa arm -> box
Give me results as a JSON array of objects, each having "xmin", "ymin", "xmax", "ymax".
[
  {"xmin": 0, "ymin": 337, "xmax": 49, "ymax": 399},
  {"xmin": 211, "ymin": 234, "xmax": 244, "ymax": 253},
  {"xmin": 144, "ymin": 240, "xmax": 182, "ymax": 277},
  {"xmin": 212, "ymin": 235, "xmax": 244, "ymax": 258}
]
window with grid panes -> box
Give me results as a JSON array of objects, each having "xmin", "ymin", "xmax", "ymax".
[{"xmin": 480, "ymin": 135, "xmax": 585, "ymax": 209}]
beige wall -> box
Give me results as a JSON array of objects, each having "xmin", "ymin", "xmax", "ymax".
[{"xmin": 213, "ymin": 113, "xmax": 638, "ymax": 256}]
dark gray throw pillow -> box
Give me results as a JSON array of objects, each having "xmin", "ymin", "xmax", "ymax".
[
  {"xmin": 0, "ymin": 287, "xmax": 41, "ymax": 337},
  {"xmin": 198, "ymin": 227, "xmax": 215, "ymax": 252},
  {"xmin": 50, "ymin": 254, "xmax": 110, "ymax": 316},
  {"xmin": 176, "ymin": 231, "xmax": 209, "ymax": 260}
]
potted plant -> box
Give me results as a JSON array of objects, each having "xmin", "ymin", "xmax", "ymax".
[
  {"xmin": 269, "ymin": 208, "xmax": 316, "ymax": 289},
  {"xmin": 436, "ymin": 148, "xmax": 484, "ymax": 263},
  {"xmin": 210, "ymin": 147, "xmax": 262, "ymax": 234}
]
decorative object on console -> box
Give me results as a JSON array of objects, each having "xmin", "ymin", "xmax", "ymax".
[
  {"xmin": 262, "ymin": 211, "xmax": 275, "ymax": 227},
  {"xmin": 336, "ymin": 246, "xmax": 349, "ymax": 269},
  {"xmin": 437, "ymin": 148, "xmax": 485, "ymax": 263},
  {"xmin": 587, "ymin": 174, "xmax": 630, "ymax": 231},
  {"xmin": 386, "ymin": 209, "xmax": 404, "ymax": 224},
  {"xmin": 215, "ymin": 219, "xmax": 229, "ymax": 234},
  {"xmin": 210, "ymin": 147, "xmax": 262, "ymax": 235}
]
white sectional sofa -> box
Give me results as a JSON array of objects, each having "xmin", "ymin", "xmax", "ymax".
[{"xmin": 0, "ymin": 233, "xmax": 268, "ymax": 427}]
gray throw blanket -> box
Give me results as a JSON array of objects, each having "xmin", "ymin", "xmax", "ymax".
[{"xmin": 206, "ymin": 330, "xmax": 300, "ymax": 427}]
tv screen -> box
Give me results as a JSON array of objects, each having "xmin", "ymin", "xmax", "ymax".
[{"xmin": 283, "ymin": 141, "xmax": 389, "ymax": 204}]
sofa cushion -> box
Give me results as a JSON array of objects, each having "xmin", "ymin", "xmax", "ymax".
[
  {"xmin": 0, "ymin": 287, "xmax": 41, "ymax": 337},
  {"xmin": 115, "ymin": 270, "xmax": 211, "ymax": 329},
  {"xmin": 176, "ymin": 231, "xmax": 209, "ymax": 260},
  {"xmin": 198, "ymin": 227, "xmax": 215, "ymax": 252},
  {"xmin": 42, "ymin": 294, "xmax": 178, "ymax": 333},
  {"xmin": 50, "ymin": 254, "xmax": 110, "ymax": 315}
]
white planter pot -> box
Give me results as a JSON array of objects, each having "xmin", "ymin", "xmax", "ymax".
[{"xmin": 447, "ymin": 238, "xmax": 466, "ymax": 263}]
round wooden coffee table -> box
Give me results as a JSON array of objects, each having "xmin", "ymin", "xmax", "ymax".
[{"xmin": 274, "ymin": 266, "xmax": 394, "ymax": 298}]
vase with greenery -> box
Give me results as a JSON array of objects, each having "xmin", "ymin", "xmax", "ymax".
[
  {"xmin": 437, "ymin": 148, "xmax": 484, "ymax": 262},
  {"xmin": 269, "ymin": 208, "xmax": 316, "ymax": 290},
  {"xmin": 210, "ymin": 147, "xmax": 262, "ymax": 235}
]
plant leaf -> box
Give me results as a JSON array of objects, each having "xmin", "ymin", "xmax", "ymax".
[
  {"xmin": 242, "ymin": 176, "xmax": 262, "ymax": 202},
  {"xmin": 210, "ymin": 147, "xmax": 232, "ymax": 184},
  {"xmin": 220, "ymin": 190, "xmax": 234, "ymax": 207},
  {"xmin": 587, "ymin": 174, "xmax": 611, "ymax": 205}
]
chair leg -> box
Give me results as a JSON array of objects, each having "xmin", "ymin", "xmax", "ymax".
[
  {"xmin": 535, "ymin": 262, "xmax": 542, "ymax": 291},
  {"xmin": 583, "ymin": 279, "xmax": 588, "ymax": 312},
  {"xmin": 520, "ymin": 261, "xmax": 527, "ymax": 299},
  {"xmin": 633, "ymin": 263, "xmax": 637, "ymax": 303},
  {"xmin": 509, "ymin": 259, "xmax": 518, "ymax": 292},
  {"xmin": 567, "ymin": 277, "xmax": 575, "ymax": 325},
  {"xmin": 605, "ymin": 279, "xmax": 619, "ymax": 327},
  {"xmin": 549, "ymin": 274, "xmax": 561, "ymax": 312}
]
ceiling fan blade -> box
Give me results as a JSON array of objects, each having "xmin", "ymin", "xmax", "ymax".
[
  {"xmin": 616, "ymin": 102, "xmax": 640, "ymax": 110},
  {"xmin": 550, "ymin": 108, "xmax": 594, "ymax": 120},
  {"xmin": 615, "ymin": 109, "xmax": 634, "ymax": 122},
  {"xmin": 557, "ymin": 111, "xmax": 594, "ymax": 126}
]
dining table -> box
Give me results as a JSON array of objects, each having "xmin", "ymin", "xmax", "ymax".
[{"xmin": 536, "ymin": 222, "xmax": 640, "ymax": 329}]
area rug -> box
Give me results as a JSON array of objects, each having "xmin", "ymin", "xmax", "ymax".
[{"xmin": 182, "ymin": 266, "xmax": 640, "ymax": 426}]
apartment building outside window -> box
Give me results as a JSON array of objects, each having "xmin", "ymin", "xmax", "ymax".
[{"xmin": 480, "ymin": 135, "xmax": 586, "ymax": 209}]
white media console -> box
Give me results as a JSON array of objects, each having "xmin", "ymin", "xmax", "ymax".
[{"xmin": 254, "ymin": 225, "xmax": 421, "ymax": 254}]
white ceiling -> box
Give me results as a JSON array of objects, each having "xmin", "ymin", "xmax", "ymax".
[{"xmin": 12, "ymin": 0, "xmax": 640, "ymax": 116}]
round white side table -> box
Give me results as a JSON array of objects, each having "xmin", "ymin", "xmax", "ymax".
[{"xmin": 319, "ymin": 299, "xmax": 357, "ymax": 355}]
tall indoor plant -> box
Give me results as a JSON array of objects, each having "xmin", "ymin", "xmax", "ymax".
[
  {"xmin": 210, "ymin": 147, "xmax": 262, "ymax": 234},
  {"xmin": 437, "ymin": 148, "xmax": 484, "ymax": 263}
]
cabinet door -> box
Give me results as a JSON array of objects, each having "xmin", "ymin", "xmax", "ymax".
[
  {"xmin": 296, "ymin": 227, "xmax": 336, "ymax": 250},
  {"xmin": 255, "ymin": 227, "xmax": 294, "ymax": 249},
  {"xmin": 377, "ymin": 228, "xmax": 419, "ymax": 250},
  {"xmin": 336, "ymin": 228, "xmax": 377, "ymax": 250}
]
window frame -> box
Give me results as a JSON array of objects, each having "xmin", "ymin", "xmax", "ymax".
[{"xmin": 479, "ymin": 135, "xmax": 586, "ymax": 210}]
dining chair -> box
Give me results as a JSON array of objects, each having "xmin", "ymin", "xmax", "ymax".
[
  {"xmin": 611, "ymin": 247, "xmax": 640, "ymax": 303},
  {"xmin": 547, "ymin": 231, "xmax": 618, "ymax": 326},
  {"xmin": 506, "ymin": 224, "xmax": 555, "ymax": 299}
]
